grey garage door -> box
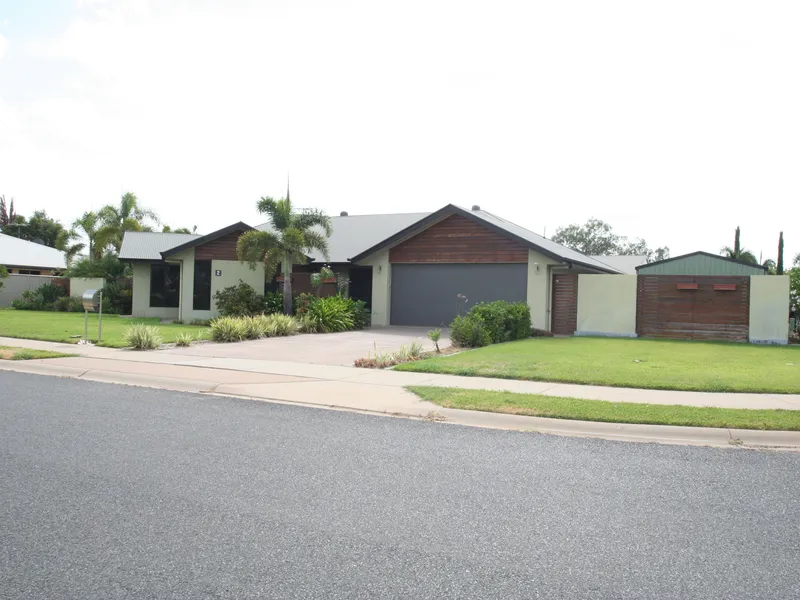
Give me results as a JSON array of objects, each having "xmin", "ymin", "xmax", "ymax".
[{"xmin": 390, "ymin": 263, "xmax": 528, "ymax": 326}]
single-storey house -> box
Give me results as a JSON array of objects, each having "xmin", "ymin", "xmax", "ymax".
[
  {"xmin": 0, "ymin": 232, "xmax": 66, "ymax": 274},
  {"xmin": 120, "ymin": 204, "xmax": 633, "ymax": 327}
]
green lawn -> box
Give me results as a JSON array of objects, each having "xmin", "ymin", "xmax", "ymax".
[
  {"xmin": 0, "ymin": 309, "xmax": 210, "ymax": 348},
  {"xmin": 396, "ymin": 337, "xmax": 800, "ymax": 394},
  {"xmin": 0, "ymin": 346, "xmax": 75, "ymax": 360},
  {"xmin": 409, "ymin": 386, "xmax": 800, "ymax": 431}
]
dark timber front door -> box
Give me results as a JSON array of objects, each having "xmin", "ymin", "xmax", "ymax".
[{"xmin": 551, "ymin": 273, "xmax": 578, "ymax": 335}]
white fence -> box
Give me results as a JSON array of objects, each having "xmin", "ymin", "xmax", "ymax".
[{"xmin": 0, "ymin": 274, "xmax": 63, "ymax": 308}]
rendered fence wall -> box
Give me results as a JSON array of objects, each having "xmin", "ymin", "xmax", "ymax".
[
  {"xmin": 575, "ymin": 275, "xmax": 637, "ymax": 337},
  {"xmin": 749, "ymin": 275, "xmax": 790, "ymax": 344},
  {"xmin": 0, "ymin": 274, "xmax": 62, "ymax": 308},
  {"xmin": 70, "ymin": 277, "xmax": 105, "ymax": 298}
]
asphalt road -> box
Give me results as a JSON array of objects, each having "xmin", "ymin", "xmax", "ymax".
[{"xmin": 1, "ymin": 372, "xmax": 799, "ymax": 599}]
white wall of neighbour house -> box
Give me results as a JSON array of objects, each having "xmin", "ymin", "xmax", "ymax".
[
  {"xmin": 131, "ymin": 262, "xmax": 179, "ymax": 320},
  {"xmin": 575, "ymin": 275, "xmax": 638, "ymax": 337},
  {"xmin": 358, "ymin": 249, "xmax": 390, "ymax": 326},
  {"xmin": 70, "ymin": 278, "xmax": 105, "ymax": 298},
  {"xmin": 749, "ymin": 275, "xmax": 790, "ymax": 344},
  {"xmin": 526, "ymin": 249, "xmax": 562, "ymax": 330}
]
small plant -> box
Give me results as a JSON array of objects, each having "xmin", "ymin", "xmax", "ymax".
[
  {"xmin": 210, "ymin": 316, "xmax": 248, "ymax": 342},
  {"xmin": 189, "ymin": 318, "xmax": 211, "ymax": 326},
  {"xmin": 243, "ymin": 315, "xmax": 271, "ymax": 339},
  {"xmin": 428, "ymin": 328, "xmax": 442, "ymax": 352},
  {"xmin": 264, "ymin": 313, "xmax": 299, "ymax": 336},
  {"xmin": 174, "ymin": 332, "xmax": 195, "ymax": 347},
  {"xmin": 54, "ymin": 296, "xmax": 84, "ymax": 313},
  {"xmin": 530, "ymin": 327, "xmax": 554, "ymax": 337},
  {"xmin": 124, "ymin": 324, "xmax": 163, "ymax": 350},
  {"xmin": 172, "ymin": 319, "xmax": 184, "ymax": 325},
  {"xmin": 408, "ymin": 340, "xmax": 425, "ymax": 359},
  {"xmin": 213, "ymin": 281, "xmax": 265, "ymax": 316}
]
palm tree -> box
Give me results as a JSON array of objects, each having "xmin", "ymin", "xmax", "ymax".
[
  {"xmin": 72, "ymin": 211, "xmax": 102, "ymax": 260},
  {"xmin": 721, "ymin": 245, "xmax": 758, "ymax": 264},
  {"xmin": 96, "ymin": 192, "xmax": 160, "ymax": 253},
  {"xmin": 55, "ymin": 228, "xmax": 86, "ymax": 268},
  {"xmin": 762, "ymin": 258, "xmax": 777, "ymax": 275},
  {"xmin": 236, "ymin": 195, "xmax": 332, "ymax": 315}
]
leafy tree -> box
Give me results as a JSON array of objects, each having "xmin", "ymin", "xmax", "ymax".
[
  {"xmin": 551, "ymin": 218, "xmax": 669, "ymax": 262},
  {"xmin": 795, "ymin": 252, "xmax": 800, "ymax": 268},
  {"xmin": 790, "ymin": 268, "xmax": 800, "ymax": 314},
  {"xmin": 0, "ymin": 265, "xmax": 7, "ymax": 291},
  {"xmin": 6, "ymin": 210, "xmax": 68, "ymax": 248},
  {"xmin": 72, "ymin": 211, "xmax": 102, "ymax": 261},
  {"xmin": 162, "ymin": 225, "xmax": 197, "ymax": 234},
  {"xmin": 237, "ymin": 195, "xmax": 332, "ymax": 315},
  {"xmin": 762, "ymin": 259, "xmax": 777, "ymax": 275},
  {"xmin": 777, "ymin": 232, "xmax": 784, "ymax": 275},
  {"xmin": 0, "ymin": 195, "xmax": 16, "ymax": 228},
  {"xmin": 96, "ymin": 192, "xmax": 160, "ymax": 253}
]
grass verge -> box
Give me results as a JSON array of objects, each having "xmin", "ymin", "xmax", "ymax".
[
  {"xmin": 395, "ymin": 337, "xmax": 800, "ymax": 394},
  {"xmin": 408, "ymin": 386, "xmax": 800, "ymax": 431},
  {"xmin": 0, "ymin": 309, "xmax": 209, "ymax": 348},
  {"xmin": 0, "ymin": 346, "xmax": 75, "ymax": 360}
]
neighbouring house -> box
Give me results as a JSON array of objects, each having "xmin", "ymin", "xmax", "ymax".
[
  {"xmin": 0, "ymin": 232, "xmax": 66, "ymax": 275},
  {"xmin": 120, "ymin": 204, "xmax": 630, "ymax": 326},
  {"xmin": 636, "ymin": 251, "xmax": 767, "ymax": 276}
]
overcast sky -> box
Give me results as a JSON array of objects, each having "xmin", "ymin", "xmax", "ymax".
[{"xmin": 1, "ymin": 0, "xmax": 797, "ymax": 262}]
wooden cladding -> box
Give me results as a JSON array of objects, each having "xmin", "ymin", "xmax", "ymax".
[
  {"xmin": 389, "ymin": 214, "xmax": 528, "ymax": 264},
  {"xmin": 551, "ymin": 273, "xmax": 578, "ymax": 335},
  {"xmin": 636, "ymin": 276, "xmax": 750, "ymax": 342},
  {"xmin": 195, "ymin": 231, "xmax": 244, "ymax": 261}
]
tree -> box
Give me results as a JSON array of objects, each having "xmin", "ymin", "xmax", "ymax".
[
  {"xmin": 236, "ymin": 195, "xmax": 332, "ymax": 315},
  {"xmin": 66, "ymin": 254, "xmax": 131, "ymax": 280},
  {"xmin": 762, "ymin": 259, "xmax": 777, "ymax": 275},
  {"xmin": 162, "ymin": 225, "xmax": 197, "ymax": 234},
  {"xmin": 8, "ymin": 210, "xmax": 68, "ymax": 248},
  {"xmin": 72, "ymin": 211, "xmax": 102, "ymax": 261},
  {"xmin": 57, "ymin": 229, "xmax": 86, "ymax": 267},
  {"xmin": 777, "ymin": 232, "xmax": 784, "ymax": 275},
  {"xmin": 0, "ymin": 195, "xmax": 16, "ymax": 228},
  {"xmin": 96, "ymin": 192, "xmax": 160, "ymax": 253},
  {"xmin": 551, "ymin": 218, "xmax": 669, "ymax": 262},
  {"xmin": 795, "ymin": 252, "xmax": 800, "ymax": 268},
  {"xmin": 720, "ymin": 227, "xmax": 758, "ymax": 264},
  {"xmin": 790, "ymin": 268, "xmax": 800, "ymax": 314}
]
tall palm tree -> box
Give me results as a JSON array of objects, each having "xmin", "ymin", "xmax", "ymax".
[
  {"xmin": 72, "ymin": 211, "xmax": 102, "ymax": 260},
  {"xmin": 237, "ymin": 195, "xmax": 332, "ymax": 315},
  {"xmin": 96, "ymin": 192, "xmax": 160, "ymax": 253},
  {"xmin": 55, "ymin": 229, "xmax": 86, "ymax": 268}
]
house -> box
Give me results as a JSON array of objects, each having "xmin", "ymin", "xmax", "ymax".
[
  {"xmin": 119, "ymin": 204, "xmax": 626, "ymax": 327},
  {"xmin": 0, "ymin": 232, "xmax": 66, "ymax": 274},
  {"xmin": 636, "ymin": 251, "xmax": 767, "ymax": 276}
]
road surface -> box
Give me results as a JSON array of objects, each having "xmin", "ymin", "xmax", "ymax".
[{"xmin": 1, "ymin": 372, "xmax": 798, "ymax": 599}]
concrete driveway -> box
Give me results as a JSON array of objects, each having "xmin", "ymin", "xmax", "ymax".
[{"xmin": 160, "ymin": 326, "xmax": 450, "ymax": 366}]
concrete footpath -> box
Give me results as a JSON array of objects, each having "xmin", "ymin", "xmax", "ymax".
[{"xmin": 2, "ymin": 336, "xmax": 800, "ymax": 449}]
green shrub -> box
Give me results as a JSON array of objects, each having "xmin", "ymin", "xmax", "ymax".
[
  {"xmin": 174, "ymin": 332, "xmax": 195, "ymax": 347},
  {"xmin": 0, "ymin": 265, "xmax": 7, "ymax": 290},
  {"xmin": 210, "ymin": 316, "xmax": 248, "ymax": 342},
  {"xmin": 103, "ymin": 278, "xmax": 133, "ymax": 315},
  {"xmin": 264, "ymin": 291, "xmax": 284, "ymax": 315},
  {"xmin": 12, "ymin": 283, "xmax": 67, "ymax": 311},
  {"xmin": 263, "ymin": 314, "xmax": 299, "ymax": 336},
  {"xmin": 124, "ymin": 324, "xmax": 163, "ymax": 350},
  {"xmin": 213, "ymin": 281, "xmax": 265, "ymax": 317},
  {"xmin": 54, "ymin": 296, "xmax": 84, "ymax": 312},
  {"xmin": 350, "ymin": 299, "xmax": 371, "ymax": 329},
  {"xmin": 468, "ymin": 301, "xmax": 531, "ymax": 344},
  {"xmin": 450, "ymin": 314, "xmax": 491, "ymax": 348},
  {"xmin": 189, "ymin": 318, "xmax": 211, "ymax": 326},
  {"xmin": 243, "ymin": 315, "xmax": 271, "ymax": 339},
  {"xmin": 302, "ymin": 296, "xmax": 355, "ymax": 333}
]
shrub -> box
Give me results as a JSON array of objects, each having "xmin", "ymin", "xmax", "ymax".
[
  {"xmin": 213, "ymin": 281, "xmax": 265, "ymax": 317},
  {"xmin": 450, "ymin": 314, "xmax": 491, "ymax": 348},
  {"xmin": 189, "ymin": 318, "xmax": 211, "ymax": 326},
  {"xmin": 263, "ymin": 314, "xmax": 299, "ymax": 336},
  {"xmin": 428, "ymin": 328, "xmax": 442, "ymax": 352},
  {"xmin": 531, "ymin": 327, "xmax": 554, "ymax": 337},
  {"xmin": 243, "ymin": 315, "xmax": 271, "ymax": 339},
  {"xmin": 351, "ymin": 299, "xmax": 371, "ymax": 329},
  {"xmin": 302, "ymin": 296, "xmax": 354, "ymax": 333},
  {"xmin": 54, "ymin": 296, "xmax": 84, "ymax": 312},
  {"xmin": 12, "ymin": 283, "xmax": 67, "ymax": 311},
  {"xmin": 468, "ymin": 300, "xmax": 532, "ymax": 344},
  {"xmin": 210, "ymin": 316, "xmax": 248, "ymax": 342},
  {"xmin": 124, "ymin": 324, "xmax": 163, "ymax": 350},
  {"xmin": 103, "ymin": 278, "xmax": 133, "ymax": 315},
  {"xmin": 264, "ymin": 291, "xmax": 283, "ymax": 315},
  {"xmin": 0, "ymin": 265, "xmax": 7, "ymax": 290},
  {"xmin": 174, "ymin": 332, "xmax": 195, "ymax": 347}
]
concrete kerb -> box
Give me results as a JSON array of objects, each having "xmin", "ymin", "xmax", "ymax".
[{"xmin": 2, "ymin": 360, "xmax": 800, "ymax": 450}]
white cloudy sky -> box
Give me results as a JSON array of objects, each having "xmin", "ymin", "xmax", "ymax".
[{"xmin": 0, "ymin": 0, "xmax": 797, "ymax": 262}]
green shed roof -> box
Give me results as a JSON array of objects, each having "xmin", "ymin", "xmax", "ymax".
[{"xmin": 636, "ymin": 251, "xmax": 767, "ymax": 276}]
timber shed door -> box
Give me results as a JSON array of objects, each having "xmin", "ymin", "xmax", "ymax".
[{"xmin": 551, "ymin": 273, "xmax": 578, "ymax": 335}]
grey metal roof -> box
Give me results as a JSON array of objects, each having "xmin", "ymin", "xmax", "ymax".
[
  {"xmin": 589, "ymin": 255, "xmax": 647, "ymax": 275},
  {"xmin": 119, "ymin": 231, "xmax": 201, "ymax": 261},
  {"xmin": 0, "ymin": 233, "xmax": 66, "ymax": 270},
  {"xmin": 257, "ymin": 212, "xmax": 431, "ymax": 263}
]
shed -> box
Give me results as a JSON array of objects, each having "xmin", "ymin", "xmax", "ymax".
[{"xmin": 636, "ymin": 251, "xmax": 767, "ymax": 276}]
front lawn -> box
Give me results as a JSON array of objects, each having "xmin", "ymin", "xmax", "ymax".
[
  {"xmin": 409, "ymin": 386, "xmax": 800, "ymax": 431},
  {"xmin": 0, "ymin": 346, "xmax": 75, "ymax": 360},
  {"xmin": 0, "ymin": 309, "xmax": 209, "ymax": 348},
  {"xmin": 396, "ymin": 337, "xmax": 800, "ymax": 394}
]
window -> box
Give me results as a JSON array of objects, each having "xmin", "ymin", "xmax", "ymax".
[
  {"xmin": 193, "ymin": 260, "xmax": 212, "ymax": 311},
  {"xmin": 17, "ymin": 269, "xmax": 41, "ymax": 275},
  {"xmin": 150, "ymin": 263, "xmax": 180, "ymax": 308}
]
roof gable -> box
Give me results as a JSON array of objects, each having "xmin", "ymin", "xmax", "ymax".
[
  {"xmin": 160, "ymin": 222, "xmax": 252, "ymax": 258},
  {"xmin": 636, "ymin": 251, "xmax": 768, "ymax": 274}
]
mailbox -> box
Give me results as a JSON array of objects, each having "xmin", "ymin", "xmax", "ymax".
[{"xmin": 82, "ymin": 289, "xmax": 101, "ymax": 312}]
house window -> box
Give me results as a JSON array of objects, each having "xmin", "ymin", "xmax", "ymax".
[
  {"xmin": 17, "ymin": 269, "xmax": 41, "ymax": 275},
  {"xmin": 150, "ymin": 263, "xmax": 180, "ymax": 308},
  {"xmin": 193, "ymin": 260, "xmax": 212, "ymax": 311}
]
